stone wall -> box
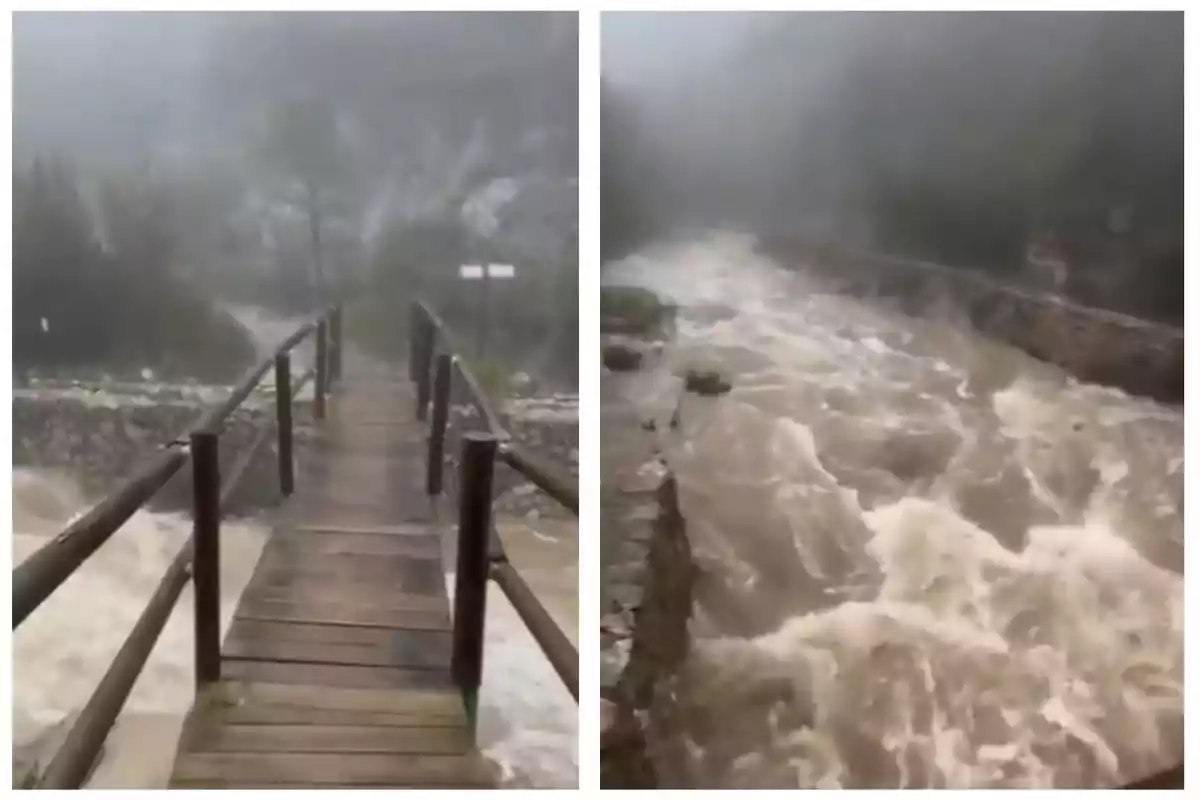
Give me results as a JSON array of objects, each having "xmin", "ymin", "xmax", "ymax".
[
  {"xmin": 757, "ymin": 236, "xmax": 1184, "ymax": 404},
  {"xmin": 601, "ymin": 475, "xmax": 694, "ymax": 788},
  {"xmin": 13, "ymin": 386, "xmax": 300, "ymax": 516}
]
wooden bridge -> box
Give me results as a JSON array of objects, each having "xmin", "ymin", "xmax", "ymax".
[{"xmin": 13, "ymin": 302, "xmax": 579, "ymax": 790}]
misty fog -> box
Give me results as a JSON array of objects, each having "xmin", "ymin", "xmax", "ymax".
[
  {"xmin": 15, "ymin": 11, "xmax": 579, "ymax": 386},
  {"xmin": 602, "ymin": 11, "xmax": 1182, "ymax": 324}
]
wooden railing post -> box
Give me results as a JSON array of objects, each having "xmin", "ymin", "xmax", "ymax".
[
  {"xmin": 415, "ymin": 314, "xmax": 433, "ymax": 422},
  {"xmin": 408, "ymin": 303, "xmax": 422, "ymax": 382},
  {"xmin": 426, "ymin": 353, "xmax": 453, "ymax": 496},
  {"xmin": 329, "ymin": 304, "xmax": 343, "ymax": 386},
  {"xmin": 451, "ymin": 432, "xmax": 497, "ymax": 738},
  {"xmin": 315, "ymin": 318, "xmax": 328, "ymax": 421},
  {"xmin": 275, "ymin": 353, "xmax": 294, "ymax": 496},
  {"xmin": 191, "ymin": 429, "xmax": 221, "ymax": 689}
]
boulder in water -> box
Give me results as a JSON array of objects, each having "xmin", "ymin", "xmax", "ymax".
[
  {"xmin": 683, "ymin": 368, "xmax": 731, "ymax": 397},
  {"xmin": 603, "ymin": 343, "xmax": 644, "ymax": 372}
]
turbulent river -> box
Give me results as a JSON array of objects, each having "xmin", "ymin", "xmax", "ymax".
[
  {"xmin": 12, "ymin": 305, "xmax": 577, "ymax": 789},
  {"xmin": 603, "ymin": 233, "xmax": 1183, "ymax": 789}
]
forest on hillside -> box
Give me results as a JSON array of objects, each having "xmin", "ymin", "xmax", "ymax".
[
  {"xmin": 15, "ymin": 13, "xmax": 579, "ymax": 383},
  {"xmin": 602, "ymin": 12, "xmax": 1182, "ymax": 324}
]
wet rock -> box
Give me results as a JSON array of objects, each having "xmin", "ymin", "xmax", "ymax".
[
  {"xmin": 608, "ymin": 582, "xmax": 644, "ymax": 611},
  {"xmin": 760, "ymin": 235, "xmax": 1183, "ymax": 404},
  {"xmin": 615, "ymin": 460, "xmax": 667, "ymax": 495},
  {"xmin": 603, "ymin": 475, "xmax": 697, "ymax": 788},
  {"xmin": 13, "ymin": 392, "xmax": 276, "ymax": 515},
  {"xmin": 600, "ymin": 698, "xmax": 619, "ymax": 737},
  {"xmin": 601, "ymin": 611, "xmax": 633, "ymax": 638},
  {"xmin": 603, "ymin": 343, "xmax": 644, "ymax": 373},
  {"xmin": 683, "ymin": 369, "xmax": 731, "ymax": 397}
]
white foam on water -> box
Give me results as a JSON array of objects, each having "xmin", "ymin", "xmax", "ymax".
[
  {"xmin": 12, "ymin": 468, "xmax": 270, "ymax": 781},
  {"xmin": 607, "ymin": 232, "xmax": 1183, "ymax": 789},
  {"xmin": 444, "ymin": 556, "xmax": 579, "ymax": 788}
]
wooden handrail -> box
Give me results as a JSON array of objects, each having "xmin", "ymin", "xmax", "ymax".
[
  {"xmin": 490, "ymin": 560, "xmax": 579, "ymax": 700},
  {"xmin": 39, "ymin": 539, "xmax": 194, "ymax": 789},
  {"xmin": 413, "ymin": 299, "xmax": 579, "ymax": 703},
  {"xmin": 12, "ymin": 447, "xmax": 188, "ymax": 627},
  {"xmin": 499, "ymin": 441, "xmax": 578, "ymax": 515},
  {"xmin": 14, "ymin": 304, "xmax": 342, "ymax": 788}
]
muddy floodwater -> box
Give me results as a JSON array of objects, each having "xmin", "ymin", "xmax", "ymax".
[{"xmin": 601, "ymin": 233, "xmax": 1183, "ymax": 789}]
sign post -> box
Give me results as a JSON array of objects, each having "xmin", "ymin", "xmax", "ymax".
[{"xmin": 459, "ymin": 263, "xmax": 515, "ymax": 358}]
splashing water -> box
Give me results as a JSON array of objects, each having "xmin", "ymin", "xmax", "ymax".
[
  {"xmin": 445, "ymin": 518, "xmax": 579, "ymax": 788},
  {"xmin": 605, "ymin": 233, "xmax": 1182, "ymax": 789},
  {"xmin": 12, "ymin": 468, "xmax": 270, "ymax": 787},
  {"xmin": 12, "ymin": 482, "xmax": 578, "ymax": 787}
]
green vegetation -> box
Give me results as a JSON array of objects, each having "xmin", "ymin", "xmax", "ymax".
[
  {"xmin": 13, "ymin": 158, "xmax": 255, "ymax": 381},
  {"xmin": 601, "ymin": 286, "xmax": 675, "ymax": 338},
  {"xmin": 463, "ymin": 357, "xmax": 513, "ymax": 399},
  {"xmin": 14, "ymin": 15, "xmax": 577, "ymax": 383},
  {"xmin": 355, "ymin": 214, "xmax": 579, "ymax": 386}
]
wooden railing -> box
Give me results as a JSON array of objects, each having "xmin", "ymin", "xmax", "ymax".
[
  {"xmin": 410, "ymin": 300, "xmax": 579, "ymax": 733},
  {"xmin": 12, "ymin": 305, "xmax": 343, "ymax": 789}
]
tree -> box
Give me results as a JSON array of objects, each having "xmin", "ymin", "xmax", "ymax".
[{"xmin": 257, "ymin": 97, "xmax": 348, "ymax": 306}]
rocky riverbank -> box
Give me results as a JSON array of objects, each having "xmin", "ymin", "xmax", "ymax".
[
  {"xmin": 757, "ymin": 236, "xmax": 1184, "ymax": 404},
  {"xmin": 12, "ymin": 381, "xmax": 310, "ymax": 516}
]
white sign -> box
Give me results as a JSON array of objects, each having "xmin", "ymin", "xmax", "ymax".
[
  {"xmin": 459, "ymin": 264, "xmax": 516, "ymax": 280},
  {"xmin": 487, "ymin": 263, "xmax": 516, "ymax": 279}
]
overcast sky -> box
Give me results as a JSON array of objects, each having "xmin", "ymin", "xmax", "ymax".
[{"xmin": 601, "ymin": 12, "xmax": 764, "ymax": 88}]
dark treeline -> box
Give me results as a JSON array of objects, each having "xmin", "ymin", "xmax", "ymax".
[
  {"xmin": 601, "ymin": 12, "xmax": 1182, "ymax": 324},
  {"xmin": 15, "ymin": 12, "xmax": 578, "ymax": 384}
]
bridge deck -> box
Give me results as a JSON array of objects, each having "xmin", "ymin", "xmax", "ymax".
[{"xmin": 169, "ymin": 358, "xmax": 496, "ymax": 789}]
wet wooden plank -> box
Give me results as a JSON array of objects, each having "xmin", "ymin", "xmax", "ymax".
[
  {"xmin": 250, "ymin": 560, "xmax": 445, "ymax": 592},
  {"xmin": 224, "ymin": 638, "xmax": 449, "ymax": 670},
  {"xmin": 202, "ymin": 681, "xmax": 463, "ymax": 715},
  {"xmin": 170, "ymin": 782, "xmax": 480, "ymax": 789},
  {"xmin": 222, "ymin": 622, "xmax": 451, "ymax": 670},
  {"xmin": 205, "ymin": 704, "xmax": 463, "ymax": 728},
  {"xmin": 239, "ymin": 587, "xmax": 446, "ymax": 615},
  {"xmin": 247, "ymin": 560, "xmax": 442, "ymax": 589},
  {"xmin": 171, "ymin": 752, "xmax": 495, "ymax": 787},
  {"xmin": 263, "ymin": 531, "xmax": 442, "ymax": 558},
  {"xmin": 225, "ymin": 619, "xmax": 452, "ymax": 649},
  {"xmin": 282, "ymin": 502, "xmax": 427, "ymax": 527},
  {"xmin": 293, "ymin": 523, "xmax": 443, "ymax": 537},
  {"xmin": 235, "ymin": 597, "xmax": 451, "ymax": 630},
  {"xmin": 184, "ymin": 723, "xmax": 472, "ymax": 755},
  {"xmin": 222, "ymin": 660, "xmax": 456, "ymax": 691}
]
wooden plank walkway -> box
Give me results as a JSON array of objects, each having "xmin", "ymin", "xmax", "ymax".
[{"xmin": 169, "ymin": 356, "xmax": 497, "ymax": 789}]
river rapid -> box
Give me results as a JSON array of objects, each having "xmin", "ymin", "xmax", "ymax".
[{"xmin": 603, "ymin": 232, "xmax": 1183, "ymax": 789}]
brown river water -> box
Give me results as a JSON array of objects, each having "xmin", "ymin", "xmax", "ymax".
[{"xmin": 602, "ymin": 232, "xmax": 1183, "ymax": 789}]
